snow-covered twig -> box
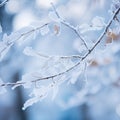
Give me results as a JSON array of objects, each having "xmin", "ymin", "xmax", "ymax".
[
  {"xmin": 0, "ymin": 7, "xmax": 120, "ymax": 87},
  {"xmin": 0, "ymin": 23, "xmax": 49, "ymax": 59},
  {"xmin": 50, "ymin": 2, "xmax": 89, "ymax": 50}
]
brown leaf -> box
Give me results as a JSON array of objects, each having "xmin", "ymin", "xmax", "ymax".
[
  {"xmin": 90, "ymin": 60, "xmax": 99, "ymax": 67},
  {"xmin": 106, "ymin": 31, "xmax": 120, "ymax": 43},
  {"xmin": 54, "ymin": 24, "xmax": 60, "ymax": 35}
]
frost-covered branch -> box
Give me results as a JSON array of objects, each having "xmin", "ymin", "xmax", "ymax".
[
  {"xmin": 50, "ymin": 2, "xmax": 89, "ymax": 50},
  {"xmin": 23, "ymin": 46, "xmax": 82, "ymax": 59},
  {"xmin": 90, "ymin": 7, "xmax": 120, "ymax": 52},
  {"xmin": 0, "ymin": 1, "xmax": 120, "ymax": 110},
  {"xmin": 0, "ymin": 7, "xmax": 120, "ymax": 88},
  {"xmin": 0, "ymin": 23, "xmax": 49, "ymax": 60},
  {"xmin": 0, "ymin": 21, "xmax": 82, "ymax": 60}
]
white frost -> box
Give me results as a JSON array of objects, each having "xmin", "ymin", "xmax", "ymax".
[
  {"xmin": 79, "ymin": 16, "xmax": 106, "ymax": 33},
  {"xmin": 22, "ymin": 86, "xmax": 48, "ymax": 110},
  {"xmin": 92, "ymin": 16, "xmax": 106, "ymax": 29}
]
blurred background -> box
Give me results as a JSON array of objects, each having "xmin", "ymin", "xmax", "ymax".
[{"xmin": 0, "ymin": 0, "xmax": 120, "ymax": 120}]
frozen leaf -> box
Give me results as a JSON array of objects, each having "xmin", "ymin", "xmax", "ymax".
[
  {"xmin": 23, "ymin": 86, "xmax": 48, "ymax": 110},
  {"xmin": 16, "ymin": 26, "xmax": 36, "ymax": 45},
  {"xmin": 79, "ymin": 24, "xmax": 90, "ymax": 33},
  {"xmin": 0, "ymin": 78, "xmax": 7, "ymax": 95},
  {"xmin": 3, "ymin": 32, "xmax": 21, "ymax": 44},
  {"xmin": 106, "ymin": 27, "xmax": 120, "ymax": 43},
  {"xmin": 31, "ymin": 86, "xmax": 48, "ymax": 97},
  {"xmin": 22, "ymin": 97, "xmax": 40, "ymax": 110},
  {"xmin": 23, "ymin": 47, "xmax": 36, "ymax": 57},
  {"xmin": 79, "ymin": 16, "xmax": 106, "ymax": 33},
  {"xmin": 48, "ymin": 22, "xmax": 61, "ymax": 36},
  {"xmin": 2, "ymin": 28, "xmax": 33, "ymax": 46},
  {"xmin": 73, "ymin": 39, "xmax": 87, "ymax": 55},
  {"xmin": 53, "ymin": 24, "xmax": 61, "ymax": 35},
  {"xmin": 107, "ymin": 31, "xmax": 117, "ymax": 41}
]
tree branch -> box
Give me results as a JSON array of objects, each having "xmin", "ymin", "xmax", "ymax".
[
  {"xmin": 50, "ymin": 2, "xmax": 89, "ymax": 50},
  {"xmin": 0, "ymin": 23, "xmax": 49, "ymax": 59},
  {"xmin": 0, "ymin": 7, "xmax": 120, "ymax": 88}
]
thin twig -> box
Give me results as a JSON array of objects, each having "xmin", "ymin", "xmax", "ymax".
[
  {"xmin": 25, "ymin": 47, "xmax": 82, "ymax": 59},
  {"xmin": 90, "ymin": 7, "xmax": 120, "ymax": 52},
  {"xmin": 50, "ymin": 2, "xmax": 89, "ymax": 51},
  {"xmin": 33, "ymin": 52, "xmax": 82, "ymax": 59},
  {"xmin": 30, "ymin": 7, "xmax": 120, "ymax": 83},
  {"xmin": 0, "ymin": 7, "xmax": 120, "ymax": 87},
  {"xmin": 0, "ymin": 23, "xmax": 49, "ymax": 58}
]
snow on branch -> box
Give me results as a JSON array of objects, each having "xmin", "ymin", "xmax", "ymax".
[
  {"xmin": 0, "ymin": 23, "xmax": 49, "ymax": 61},
  {"xmin": 23, "ymin": 46, "xmax": 82, "ymax": 59},
  {"xmin": 0, "ymin": 1, "xmax": 119, "ymax": 110},
  {"xmin": 0, "ymin": 7, "xmax": 119, "ymax": 88},
  {"xmin": 50, "ymin": 2, "xmax": 89, "ymax": 51}
]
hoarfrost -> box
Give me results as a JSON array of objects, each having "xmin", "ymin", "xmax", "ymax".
[
  {"xmin": 79, "ymin": 16, "xmax": 106, "ymax": 33},
  {"xmin": 22, "ymin": 86, "xmax": 48, "ymax": 110}
]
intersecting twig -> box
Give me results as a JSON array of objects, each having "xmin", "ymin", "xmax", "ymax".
[
  {"xmin": 0, "ymin": 7, "xmax": 120, "ymax": 87},
  {"xmin": 50, "ymin": 2, "xmax": 89, "ymax": 51}
]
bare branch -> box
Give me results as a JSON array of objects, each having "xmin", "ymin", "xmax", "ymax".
[
  {"xmin": 50, "ymin": 2, "xmax": 89, "ymax": 51},
  {"xmin": 0, "ymin": 7, "xmax": 120, "ymax": 88}
]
